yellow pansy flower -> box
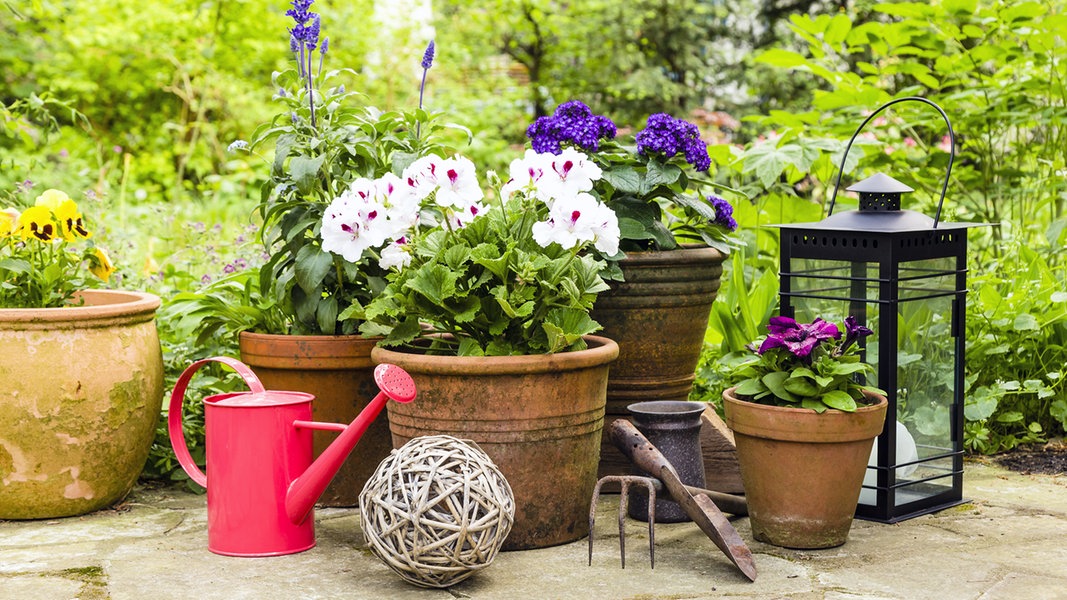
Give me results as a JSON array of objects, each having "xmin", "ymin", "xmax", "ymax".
[
  {"xmin": 34, "ymin": 189, "xmax": 71, "ymax": 210},
  {"xmin": 0, "ymin": 208, "xmax": 19, "ymax": 237},
  {"xmin": 54, "ymin": 199, "xmax": 91, "ymax": 240},
  {"xmin": 89, "ymin": 247, "xmax": 115, "ymax": 282},
  {"xmin": 18, "ymin": 205, "xmax": 58, "ymax": 242}
]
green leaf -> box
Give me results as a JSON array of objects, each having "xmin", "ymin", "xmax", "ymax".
[
  {"xmin": 822, "ymin": 390, "xmax": 857, "ymax": 412},
  {"xmin": 734, "ymin": 378, "xmax": 767, "ymax": 397},
  {"xmin": 762, "ymin": 371, "xmax": 799, "ymax": 402},
  {"xmin": 756, "ymin": 48, "xmax": 808, "ymax": 69},
  {"xmin": 0, "ymin": 258, "xmax": 31, "ymax": 275},
  {"xmin": 829, "ymin": 362, "xmax": 870, "ymax": 376},
  {"xmin": 406, "ymin": 264, "xmax": 457, "ymax": 306},
  {"xmin": 294, "ymin": 245, "xmax": 333, "ymax": 294},
  {"xmin": 783, "ymin": 374, "xmax": 820, "ymax": 397},
  {"xmin": 1013, "ymin": 314, "xmax": 1039, "ymax": 331},
  {"xmin": 457, "ymin": 338, "xmax": 485, "ymax": 357},
  {"xmin": 316, "ymin": 295, "xmax": 338, "ymax": 333},
  {"xmin": 289, "ymin": 154, "xmax": 326, "ymax": 195},
  {"xmin": 644, "ymin": 161, "xmax": 682, "ymax": 188},
  {"xmin": 601, "ymin": 166, "xmax": 642, "ymax": 194}
]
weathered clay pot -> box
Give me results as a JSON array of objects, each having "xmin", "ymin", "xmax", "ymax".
[
  {"xmin": 0, "ymin": 290, "xmax": 164, "ymax": 519},
  {"xmin": 239, "ymin": 332, "xmax": 392, "ymax": 507},
  {"xmin": 723, "ymin": 387, "xmax": 888, "ymax": 549},
  {"xmin": 626, "ymin": 400, "xmax": 707, "ymax": 523},
  {"xmin": 372, "ymin": 335, "xmax": 619, "ymax": 550},
  {"xmin": 591, "ymin": 246, "xmax": 725, "ymax": 478}
]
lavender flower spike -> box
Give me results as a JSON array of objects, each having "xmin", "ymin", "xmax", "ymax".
[
  {"xmin": 417, "ymin": 39, "xmax": 435, "ymax": 138},
  {"xmin": 421, "ymin": 39, "xmax": 435, "ymax": 69}
]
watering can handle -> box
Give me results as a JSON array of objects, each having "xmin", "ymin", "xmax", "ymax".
[
  {"xmin": 826, "ymin": 96, "xmax": 955, "ymax": 228},
  {"xmin": 167, "ymin": 356, "xmax": 267, "ymax": 488}
]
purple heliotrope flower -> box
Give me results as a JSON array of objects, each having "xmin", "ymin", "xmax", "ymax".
[
  {"xmin": 635, "ymin": 113, "xmax": 711, "ymax": 172},
  {"xmin": 707, "ymin": 195, "xmax": 737, "ymax": 231},
  {"xmin": 526, "ymin": 100, "xmax": 617, "ymax": 155},
  {"xmin": 758, "ymin": 316, "xmax": 841, "ymax": 359}
]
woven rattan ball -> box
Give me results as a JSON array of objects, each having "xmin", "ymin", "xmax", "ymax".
[{"xmin": 359, "ymin": 435, "xmax": 515, "ymax": 588}]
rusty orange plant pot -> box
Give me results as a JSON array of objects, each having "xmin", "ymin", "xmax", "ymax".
[
  {"xmin": 371, "ymin": 335, "xmax": 618, "ymax": 551},
  {"xmin": 0, "ymin": 290, "xmax": 164, "ymax": 519},
  {"xmin": 239, "ymin": 332, "xmax": 393, "ymax": 507},
  {"xmin": 590, "ymin": 246, "xmax": 725, "ymax": 477},
  {"xmin": 722, "ymin": 387, "xmax": 888, "ymax": 549}
]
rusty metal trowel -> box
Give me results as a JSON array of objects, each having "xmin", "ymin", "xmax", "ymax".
[{"xmin": 602, "ymin": 419, "xmax": 758, "ymax": 581}]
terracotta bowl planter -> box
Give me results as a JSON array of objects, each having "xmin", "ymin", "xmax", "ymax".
[
  {"xmin": 0, "ymin": 290, "xmax": 164, "ymax": 519},
  {"xmin": 372, "ymin": 335, "xmax": 619, "ymax": 550},
  {"xmin": 722, "ymin": 387, "xmax": 888, "ymax": 549},
  {"xmin": 239, "ymin": 332, "xmax": 392, "ymax": 507}
]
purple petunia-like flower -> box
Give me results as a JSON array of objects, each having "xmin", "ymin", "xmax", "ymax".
[
  {"xmin": 707, "ymin": 195, "xmax": 737, "ymax": 231},
  {"xmin": 635, "ymin": 113, "xmax": 711, "ymax": 172},
  {"xmin": 758, "ymin": 316, "xmax": 841, "ymax": 359},
  {"xmin": 840, "ymin": 315, "xmax": 874, "ymax": 354},
  {"xmin": 526, "ymin": 101, "xmax": 617, "ymax": 155}
]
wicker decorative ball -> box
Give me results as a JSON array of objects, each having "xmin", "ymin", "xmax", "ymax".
[{"xmin": 359, "ymin": 435, "xmax": 515, "ymax": 588}]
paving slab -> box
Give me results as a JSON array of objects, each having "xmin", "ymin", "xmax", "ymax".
[{"xmin": 0, "ymin": 459, "xmax": 1064, "ymax": 599}]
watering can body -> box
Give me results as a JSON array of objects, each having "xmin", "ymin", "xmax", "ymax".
[{"xmin": 168, "ymin": 357, "xmax": 416, "ymax": 557}]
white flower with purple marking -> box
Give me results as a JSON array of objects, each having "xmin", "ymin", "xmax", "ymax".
[{"xmin": 531, "ymin": 191, "xmax": 619, "ymax": 255}]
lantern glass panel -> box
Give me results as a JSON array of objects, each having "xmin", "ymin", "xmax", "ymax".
[{"xmin": 890, "ymin": 258, "xmax": 958, "ymax": 506}]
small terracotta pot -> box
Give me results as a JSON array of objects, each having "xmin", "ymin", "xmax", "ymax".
[
  {"xmin": 591, "ymin": 246, "xmax": 725, "ymax": 478},
  {"xmin": 0, "ymin": 290, "xmax": 163, "ymax": 519},
  {"xmin": 723, "ymin": 387, "xmax": 888, "ymax": 549},
  {"xmin": 372, "ymin": 335, "xmax": 619, "ymax": 550},
  {"xmin": 239, "ymin": 332, "xmax": 392, "ymax": 507}
]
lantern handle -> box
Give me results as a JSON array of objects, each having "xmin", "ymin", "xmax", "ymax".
[{"xmin": 826, "ymin": 96, "xmax": 955, "ymax": 228}]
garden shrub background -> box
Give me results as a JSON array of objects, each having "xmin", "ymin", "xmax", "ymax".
[{"xmin": 2, "ymin": 0, "xmax": 1065, "ymax": 481}]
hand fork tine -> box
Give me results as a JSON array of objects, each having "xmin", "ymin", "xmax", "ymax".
[{"xmin": 589, "ymin": 475, "xmax": 657, "ymax": 569}]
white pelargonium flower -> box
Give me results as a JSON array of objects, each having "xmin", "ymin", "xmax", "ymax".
[
  {"xmin": 375, "ymin": 172, "xmax": 420, "ymax": 238},
  {"xmin": 403, "ymin": 154, "xmax": 445, "ymax": 201},
  {"xmin": 531, "ymin": 192, "xmax": 620, "ymax": 255},
  {"xmin": 501, "ymin": 149, "xmax": 551, "ymax": 199},
  {"xmin": 379, "ymin": 238, "xmax": 412, "ymax": 270},
  {"xmin": 451, "ymin": 200, "xmax": 488, "ymax": 229},
  {"xmin": 536, "ymin": 147, "xmax": 603, "ymax": 203},
  {"xmin": 434, "ymin": 156, "xmax": 484, "ymax": 210},
  {"xmin": 321, "ymin": 178, "xmax": 393, "ymax": 262}
]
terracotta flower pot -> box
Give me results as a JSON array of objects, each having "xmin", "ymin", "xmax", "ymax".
[
  {"xmin": 722, "ymin": 387, "xmax": 888, "ymax": 549},
  {"xmin": 590, "ymin": 246, "xmax": 726, "ymax": 478},
  {"xmin": 372, "ymin": 335, "xmax": 619, "ymax": 550},
  {"xmin": 239, "ymin": 332, "xmax": 393, "ymax": 507},
  {"xmin": 0, "ymin": 290, "xmax": 164, "ymax": 519}
]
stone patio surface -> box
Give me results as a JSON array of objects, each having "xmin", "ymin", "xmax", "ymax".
[{"xmin": 2, "ymin": 459, "xmax": 1065, "ymax": 600}]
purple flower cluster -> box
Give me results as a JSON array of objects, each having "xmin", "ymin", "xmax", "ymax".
[
  {"xmin": 526, "ymin": 101, "xmax": 617, "ymax": 155},
  {"xmin": 707, "ymin": 195, "xmax": 737, "ymax": 231},
  {"xmin": 287, "ymin": 0, "xmax": 320, "ymax": 51},
  {"xmin": 635, "ymin": 113, "xmax": 711, "ymax": 172},
  {"xmin": 758, "ymin": 316, "xmax": 841, "ymax": 359}
]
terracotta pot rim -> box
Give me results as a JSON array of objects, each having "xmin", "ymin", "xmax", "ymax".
[
  {"xmin": 722, "ymin": 386, "xmax": 888, "ymax": 443},
  {"xmin": 371, "ymin": 334, "xmax": 619, "ymax": 375},
  {"xmin": 722, "ymin": 386, "xmax": 888, "ymax": 415},
  {"xmin": 239, "ymin": 331, "xmax": 384, "ymax": 343},
  {"xmin": 0, "ymin": 289, "xmax": 160, "ymax": 325}
]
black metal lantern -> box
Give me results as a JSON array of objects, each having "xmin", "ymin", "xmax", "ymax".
[{"xmin": 776, "ymin": 97, "xmax": 982, "ymax": 523}]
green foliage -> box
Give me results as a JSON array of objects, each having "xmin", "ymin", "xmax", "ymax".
[{"xmin": 964, "ymin": 242, "xmax": 1067, "ymax": 453}]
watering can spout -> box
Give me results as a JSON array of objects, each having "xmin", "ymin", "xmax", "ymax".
[{"xmin": 285, "ymin": 364, "xmax": 417, "ymax": 525}]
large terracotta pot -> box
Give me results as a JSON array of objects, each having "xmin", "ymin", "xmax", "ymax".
[
  {"xmin": 372, "ymin": 335, "xmax": 619, "ymax": 550},
  {"xmin": 0, "ymin": 290, "xmax": 164, "ymax": 519},
  {"xmin": 238, "ymin": 332, "xmax": 392, "ymax": 507},
  {"xmin": 722, "ymin": 387, "xmax": 888, "ymax": 549},
  {"xmin": 591, "ymin": 246, "xmax": 726, "ymax": 478}
]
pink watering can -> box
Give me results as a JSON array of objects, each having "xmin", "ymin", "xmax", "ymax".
[{"xmin": 168, "ymin": 356, "xmax": 416, "ymax": 557}]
